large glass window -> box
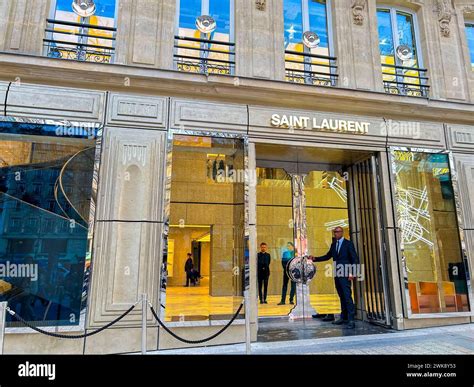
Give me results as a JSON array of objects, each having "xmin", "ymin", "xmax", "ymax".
[
  {"xmin": 45, "ymin": 0, "xmax": 117, "ymax": 63},
  {"xmin": 466, "ymin": 23, "xmax": 474, "ymax": 71},
  {"xmin": 392, "ymin": 150, "xmax": 470, "ymax": 314},
  {"xmin": 283, "ymin": 0, "xmax": 336, "ymax": 86},
  {"xmin": 377, "ymin": 7, "xmax": 428, "ymax": 97},
  {"xmin": 256, "ymin": 167, "xmax": 295, "ymax": 316},
  {"xmin": 0, "ymin": 122, "xmax": 98, "ymax": 327},
  {"xmin": 175, "ymin": 0, "xmax": 234, "ymax": 75},
  {"xmin": 162, "ymin": 135, "xmax": 245, "ymax": 322}
]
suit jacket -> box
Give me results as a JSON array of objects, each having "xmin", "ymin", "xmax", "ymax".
[
  {"xmin": 313, "ymin": 238, "xmax": 360, "ymax": 266},
  {"xmin": 257, "ymin": 252, "xmax": 271, "ymax": 277}
]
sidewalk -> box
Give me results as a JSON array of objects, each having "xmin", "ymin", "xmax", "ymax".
[{"xmin": 150, "ymin": 323, "xmax": 474, "ymax": 355}]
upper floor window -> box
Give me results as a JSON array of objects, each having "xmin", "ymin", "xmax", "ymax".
[
  {"xmin": 175, "ymin": 0, "xmax": 235, "ymax": 75},
  {"xmin": 466, "ymin": 23, "xmax": 474, "ymax": 71},
  {"xmin": 377, "ymin": 7, "xmax": 429, "ymax": 97},
  {"xmin": 283, "ymin": 0, "xmax": 337, "ymax": 87},
  {"xmin": 44, "ymin": 0, "xmax": 117, "ymax": 63}
]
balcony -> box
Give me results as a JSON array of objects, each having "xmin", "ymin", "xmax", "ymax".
[
  {"xmin": 44, "ymin": 19, "xmax": 116, "ymax": 64},
  {"xmin": 382, "ymin": 63, "xmax": 429, "ymax": 98},
  {"xmin": 285, "ymin": 50, "xmax": 338, "ymax": 87},
  {"xmin": 174, "ymin": 35, "xmax": 235, "ymax": 75}
]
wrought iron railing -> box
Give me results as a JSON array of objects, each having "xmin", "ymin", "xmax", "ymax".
[
  {"xmin": 44, "ymin": 19, "xmax": 116, "ymax": 64},
  {"xmin": 285, "ymin": 50, "xmax": 338, "ymax": 87},
  {"xmin": 174, "ymin": 35, "xmax": 235, "ymax": 75},
  {"xmin": 381, "ymin": 63, "xmax": 429, "ymax": 97}
]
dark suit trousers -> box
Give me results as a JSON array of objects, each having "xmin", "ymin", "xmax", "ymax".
[
  {"xmin": 281, "ymin": 268, "xmax": 296, "ymax": 303},
  {"xmin": 335, "ymin": 276, "xmax": 355, "ymax": 321},
  {"xmin": 258, "ymin": 273, "xmax": 269, "ymax": 301}
]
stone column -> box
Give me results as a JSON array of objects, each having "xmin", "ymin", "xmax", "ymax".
[{"xmin": 235, "ymin": 0, "xmax": 285, "ymax": 80}]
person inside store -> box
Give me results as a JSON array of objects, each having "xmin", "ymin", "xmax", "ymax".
[
  {"xmin": 257, "ymin": 242, "xmax": 271, "ymax": 304},
  {"xmin": 278, "ymin": 242, "xmax": 296, "ymax": 305},
  {"xmin": 184, "ymin": 253, "xmax": 194, "ymax": 287},
  {"xmin": 309, "ymin": 227, "xmax": 359, "ymax": 329}
]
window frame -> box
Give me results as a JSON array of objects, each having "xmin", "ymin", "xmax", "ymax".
[
  {"xmin": 283, "ymin": 0, "xmax": 336, "ymax": 86},
  {"xmin": 174, "ymin": 0, "xmax": 235, "ymax": 75},
  {"xmin": 389, "ymin": 146, "xmax": 474, "ymax": 319},
  {"xmin": 45, "ymin": 0, "xmax": 119, "ymax": 63},
  {"xmin": 465, "ymin": 21, "xmax": 474, "ymax": 72},
  {"xmin": 376, "ymin": 5, "xmax": 424, "ymax": 69}
]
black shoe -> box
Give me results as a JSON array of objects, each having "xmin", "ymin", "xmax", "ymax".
[
  {"xmin": 322, "ymin": 314, "xmax": 335, "ymax": 322},
  {"xmin": 312, "ymin": 313, "xmax": 326, "ymax": 319},
  {"xmin": 263, "ymin": 300, "xmax": 268, "ymax": 304},
  {"xmin": 289, "ymin": 300, "xmax": 295, "ymax": 305},
  {"xmin": 277, "ymin": 301, "xmax": 285, "ymax": 305},
  {"xmin": 346, "ymin": 321, "xmax": 355, "ymax": 329},
  {"xmin": 332, "ymin": 318, "xmax": 348, "ymax": 325}
]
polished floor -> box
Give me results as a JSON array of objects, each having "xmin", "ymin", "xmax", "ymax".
[
  {"xmin": 257, "ymin": 317, "xmax": 393, "ymax": 342},
  {"xmin": 164, "ymin": 277, "xmax": 342, "ymax": 321}
]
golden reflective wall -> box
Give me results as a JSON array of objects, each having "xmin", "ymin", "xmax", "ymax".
[{"xmin": 393, "ymin": 151, "xmax": 470, "ymax": 314}]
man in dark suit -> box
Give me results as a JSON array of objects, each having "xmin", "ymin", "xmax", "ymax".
[
  {"xmin": 257, "ymin": 242, "xmax": 271, "ymax": 304},
  {"xmin": 309, "ymin": 227, "xmax": 359, "ymax": 329}
]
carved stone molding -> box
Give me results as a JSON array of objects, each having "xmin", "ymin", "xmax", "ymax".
[
  {"xmin": 256, "ymin": 0, "xmax": 266, "ymax": 11},
  {"xmin": 461, "ymin": 5, "xmax": 474, "ymax": 14},
  {"xmin": 352, "ymin": 0, "xmax": 366, "ymax": 25},
  {"xmin": 436, "ymin": 0, "xmax": 454, "ymax": 37}
]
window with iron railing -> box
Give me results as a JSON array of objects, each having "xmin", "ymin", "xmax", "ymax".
[
  {"xmin": 44, "ymin": 0, "xmax": 117, "ymax": 64},
  {"xmin": 283, "ymin": 0, "xmax": 337, "ymax": 87},
  {"xmin": 175, "ymin": 0, "xmax": 234, "ymax": 75},
  {"xmin": 377, "ymin": 7, "xmax": 429, "ymax": 97}
]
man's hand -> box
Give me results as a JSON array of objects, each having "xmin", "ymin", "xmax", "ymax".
[{"xmin": 348, "ymin": 274, "xmax": 355, "ymax": 281}]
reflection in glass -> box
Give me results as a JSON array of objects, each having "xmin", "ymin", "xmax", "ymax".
[
  {"xmin": 284, "ymin": 0, "xmax": 334, "ymax": 86},
  {"xmin": 466, "ymin": 23, "xmax": 474, "ymax": 71},
  {"xmin": 176, "ymin": 0, "xmax": 234, "ymax": 75},
  {"xmin": 48, "ymin": 0, "xmax": 117, "ymax": 63},
  {"xmin": 392, "ymin": 151, "xmax": 470, "ymax": 314},
  {"xmin": 305, "ymin": 171, "xmax": 347, "ymax": 316},
  {"xmin": 377, "ymin": 8, "xmax": 426, "ymax": 97},
  {"xmin": 256, "ymin": 168, "xmax": 295, "ymax": 316},
  {"xmin": 0, "ymin": 136, "xmax": 96, "ymax": 327},
  {"xmin": 163, "ymin": 135, "xmax": 245, "ymax": 321}
]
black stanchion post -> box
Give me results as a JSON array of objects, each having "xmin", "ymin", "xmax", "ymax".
[
  {"xmin": 141, "ymin": 294, "xmax": 147, "ymax": 355},
  {"xmin": 0, "ymin": 302, "xmax": 6, "ymax": 354},
  {"xmin": 243, "ymin": 291, "xmax": 251, "ymax": 354}
]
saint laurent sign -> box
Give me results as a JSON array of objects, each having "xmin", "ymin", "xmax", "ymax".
[{"xmin": 270, "ymin": 114, "xmax": 370, "ymax": 134}]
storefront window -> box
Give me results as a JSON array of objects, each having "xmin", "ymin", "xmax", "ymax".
[
  {"xmin": 392, "ymin": 150, "xmax": 470, "ymax": 314},
  {"xmin": 284, "ymin": 0, "xmax": 335, "ymax": 86},
  {"xmin": 45, "ymin": 0, "xmax": 117, "ymax": 63},
  {"xmin": 162, "ymin": 135, "xmax": 245, "ymax": 322},
  {"xmin": 466, "ymin": 23, "xmax": 474, "ymax": 71},
  {"xmin": 377, "ymin": 7, "xmax": 428, "ymax": 97},
  {"xmin": 175, "ymin": 0, "xmax": 234, "ymax": 74},
  {"xmin": 256, "ymin": 167, "xmax": 294, "ymax": 316},
  {"xmin": 0, "ymin": 121, "xmax": 98, "ymax": 327}
]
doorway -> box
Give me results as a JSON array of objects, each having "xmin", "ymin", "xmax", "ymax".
[{"xmin": 255, "ymin": 143, "xmax": 392, "ymax": 337}]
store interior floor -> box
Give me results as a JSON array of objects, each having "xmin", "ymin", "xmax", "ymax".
[{"xmin": 257, "ymin": 317, "xmax": 394, "ymax": 342}]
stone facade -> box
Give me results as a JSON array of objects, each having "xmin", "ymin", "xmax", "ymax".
[{"xmin": 0, "ymin": 0, "xmax": 473, "ymax": 353}]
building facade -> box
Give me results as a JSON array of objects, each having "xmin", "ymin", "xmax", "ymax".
[{"xmin": 0, "ymin": 0, "xmax": 474, "ymax": 354}]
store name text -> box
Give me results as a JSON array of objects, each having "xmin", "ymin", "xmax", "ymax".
[{"xmin": 270, "ymin": 114, "xmax": 370, "ymax": 134}]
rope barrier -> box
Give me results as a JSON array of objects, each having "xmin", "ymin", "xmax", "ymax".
[
  {"xmin": 3, "ymin": 298, "xmax": 245, "ymax": 345},
  {"xmin": 5, "ymin": 303, "xmax": 137, "ymax": 339},
  {"xmin": 149, "ymin": 301, "xmax": 244, "ymax": 345}
]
